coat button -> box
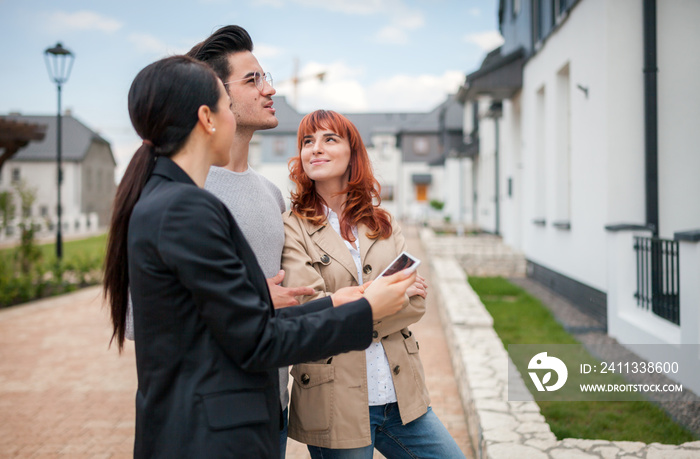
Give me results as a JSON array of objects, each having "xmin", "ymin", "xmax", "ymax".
[
  {"xmin": 301, "ymin": 373, "xmax": 310, "ymax": 385},
  {"xmin": 363, "ymin": 264, "xmax": 372, "ymax": 275},
  {"xmin": 372, "ymin": 330, "xmax": 379, "ymax": 339},
  {"xmin": 393, "ymin": 365, "xmax": 401, "ymax": 375},
  {"xmin": 320, "ymin": 254, "xmax": 330, "ymax": 264}
]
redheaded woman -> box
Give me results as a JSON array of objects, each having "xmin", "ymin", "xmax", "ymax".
[{"xmin": 282, "ymin": 110, "xmax": 465, "ymax": 458}]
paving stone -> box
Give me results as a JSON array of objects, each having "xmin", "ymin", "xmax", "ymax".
[
  {"xmin": 549, "ymin": 448, "xmax": 600, "ymax": 458},
  {"xmin": 524, "ymin": 438, "xmax": 558, "ymax": 452},
  {"xmin": 592, "ymin": 445, "xmax": 622, "ymax": 459},
  {"xmin": 560, "ymin": 438, "xmax": 612, "ymax": 450},
  {"xmin": 646, "ymin": 450, "xmax": 700, "ymax": 459},
  {"xmin": 486, "ymin": 443, "xmax": 549, "ymax": 459},
  {"xmin": 613, "ymin": 441, "xmax": 648, "ymax": 452}
]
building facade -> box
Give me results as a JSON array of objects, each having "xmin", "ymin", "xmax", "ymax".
[
  {"xmin": 457, "ymin": 0, "xmax": 700, "ymax": 392},
  {"xmin": 0, "ymin": 114, "xmax": 116, "ymax": 241}
]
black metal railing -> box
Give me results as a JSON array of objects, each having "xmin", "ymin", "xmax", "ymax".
[{"xmin": 634, "ymin": 236, "xmax": 680, "ymax": 325}]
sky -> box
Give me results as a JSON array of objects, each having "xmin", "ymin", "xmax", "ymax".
[{"xmin": 0, "ymin": 0, "xmax": 503, "ymax": 175}]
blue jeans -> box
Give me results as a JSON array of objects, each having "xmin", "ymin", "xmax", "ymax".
[
  {"xmin": 280, "ymin": 407, "xmax": 288, "ymax": 459},
  {"xmin": 307, "ymin": 404, "xmax": 465, "ymax": 459}
]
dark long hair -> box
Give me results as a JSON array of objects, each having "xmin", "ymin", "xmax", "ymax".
[
  {"xmin": 103, "ymin": 55, "xmax": 220, "ymax": 351},
  {"xmin": 289, "ymin": 110, "xmax": 392, "ymax": 242},
  {"xmin": 186, "ymin": 25, "xmax": 253, "ymax": 81}
]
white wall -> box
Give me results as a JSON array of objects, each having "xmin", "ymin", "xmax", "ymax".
[
  {"xmin": 443, "ymin": 157, "xmax": 473, "ymax": 226},
  {"xmin": 368, "ymin": 134, "xmax": 401, "ymax": 218},
  {"xmin": 1, "ymin": 160, "xmax": 83, "ymax": 223},
  {"xmin": 515, "ymin": 0, "xmax": 651, "ymax": 292},
  {"xmin": 657, "ymin": 0, "xmax": 700, "ymax": 238},
  {"xmin": 500, "ymin": 95, "xmax": 523, "ymax": 249}
]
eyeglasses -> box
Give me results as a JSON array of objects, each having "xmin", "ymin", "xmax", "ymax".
[{"xmin": 224, "ymin": 71, "xmax": 273, "ymax": 92}]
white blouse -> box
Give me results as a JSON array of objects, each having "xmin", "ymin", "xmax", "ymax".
[{"xmin": 326, "ymin": 208, "xmax": 397, "ymax": 406}]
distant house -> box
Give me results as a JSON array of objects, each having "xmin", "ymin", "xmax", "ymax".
[
  {"xmin": 456, "ymin": 0, "xmax": 700, "ymax": 392},
  {"xmin": 0, "ymin": 113, "xmax": 116, "ymax": 240},
  {"xmin": 252, "ymin": 95, "xmax": 465, "ymax": 221}
]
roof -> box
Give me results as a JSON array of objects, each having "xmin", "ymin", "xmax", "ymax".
[
  {"xmin": 0, "ymin": 114, "xmax": 114, "ymax": 164},
  {"xmin": 457, "ymin": 47, "xmax": 525, "ymax": 102},
  {"xmin": 343, "ymin": 112, "xmax": 425, "ymax": 146},
  {"xmin": 397, "ymin": 95, "xmax": 464, "ymax": 134},
  {"xmin": 268, "ymin": 96, "xmax": 305, "ymax": 133}
]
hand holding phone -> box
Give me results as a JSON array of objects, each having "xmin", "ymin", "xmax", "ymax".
[{"xmin": 377, "ymin": 251, "xmax": 421, "ymax": 278}]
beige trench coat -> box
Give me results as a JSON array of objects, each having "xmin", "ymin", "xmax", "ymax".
[{"xmin": 281, "ymin": 210, "xmax": 430, "ymax": 449}]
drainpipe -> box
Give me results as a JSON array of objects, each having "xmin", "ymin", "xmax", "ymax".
[
  {"xmin": 643, "ymin": 0, "xmax": 659, "ymax": 236},
  {"xmin": 643, "ymin": 0, "xmax": 663, "ymax": 311}
]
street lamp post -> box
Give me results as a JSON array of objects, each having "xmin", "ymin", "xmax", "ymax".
[{"xmin": 44, "ymin": 43, "xmax": 74, "ymax": 260}]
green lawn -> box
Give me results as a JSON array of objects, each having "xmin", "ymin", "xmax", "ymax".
[
  {"xmin": 0, "ymin": 233, "xmax": 107, "ymax": 307},
  {"xmin": 468, "ymin": 276, "xmax": 697, "ymax": 444}
]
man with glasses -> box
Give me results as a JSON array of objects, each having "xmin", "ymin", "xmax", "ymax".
[{"xmin": 187, "ymin": 26, "xmax": 314, "ymax": 457}]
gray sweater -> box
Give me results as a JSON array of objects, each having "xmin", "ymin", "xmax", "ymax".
[{"xmin": 204, "ymin": 165, "xmax": 290, "ymax": 407}]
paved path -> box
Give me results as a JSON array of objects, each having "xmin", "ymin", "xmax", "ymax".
[
  {"xmin": 0, "ymin": 225, "xmax": 472, "ymax": 458},
  {"xmin": 0, "ymin": 287, "xmax": 136, "ymax": 458}
]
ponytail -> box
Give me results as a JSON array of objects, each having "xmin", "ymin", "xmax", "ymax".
[
  {"xmin": 103, "ymin": 143, "xmax": 156, "ymax": 351},
  {"xmin": 104, "ymin": 55, "xmax": 221, "ymax": 351}
]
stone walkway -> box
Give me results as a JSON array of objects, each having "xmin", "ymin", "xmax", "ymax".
[
  {"xmin": 0, "ymin": 287, "xmax": 136, "ymax": 458},
  {"xmin": 0, "ymin": 225, "xmax": 472, "ymax": 458}
]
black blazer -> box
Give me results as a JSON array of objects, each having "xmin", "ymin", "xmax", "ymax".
[{"xmin": 128, "ymin": 157, "xmax": 372, "ymax": 458}]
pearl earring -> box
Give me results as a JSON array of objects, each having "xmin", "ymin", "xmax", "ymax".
[{"xmin": 212, "ymin": 128, "xmax": 216, "ymax": 132}]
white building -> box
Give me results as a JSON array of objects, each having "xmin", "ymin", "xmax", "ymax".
[
  {"xmin": 458, "ymin": 0, "xmax": 700, "ymax": 392},
  {"xmin": 0, "ymin": 113, "xmax": 116, "ymax": 241}
]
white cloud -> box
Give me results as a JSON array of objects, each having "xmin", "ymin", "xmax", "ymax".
[
  {"xmin": 274, "ymin": 60, "xmax": 369, "ymax": 111},
  {"xmin": 372, "ymin": 1, "xmax": 424, "ymax": 45},
  {"xmin": 376, "ymin": 26, "xmax": 408, "ymax": 45},
  {"xmin": 282, "ymin": 0, "xmax": 424, "ymax": 45},
  {"xmin": 291, "ymin": 0, "xmax": 386, "ymax": 15},
  {"xmin": 464, "ymin": 30, "xmax": 505, "ymax": 52},
  {"xmin": 48, "ymin": 10, "xmax": 123, "ymax": 33},
  {"xmin": 275, "ymin": 61, "xmax": 464, "ymax": 113},
  {"xmin": 127, "ymin": 33, "xmax": 188, "ymax": 56},
  {"xmin": 367, "ymin": 70, "xmax": 465, "ymax": 111},
  {"xmin": 468, "ymin": 7, "xmax": 481, "ymax": 17},
  {"xmin": 254, "ymin": 43, "xmax": 284, "ymax": 59}
]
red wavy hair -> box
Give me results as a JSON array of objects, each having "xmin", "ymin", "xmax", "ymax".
[{"xmin": 289, "ymin": 110, "xmax": 392, "ymax": 241}]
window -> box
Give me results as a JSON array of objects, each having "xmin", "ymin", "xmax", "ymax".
[
  {"xmin": 11, "ymin": 168, "xmax": 20, "ymax": 183},
  {"xmin": 415, "ymin": 184, "xmax": 428, "ymax": 202},
  {"xmin": 512, "ymin": 0, "xmax": 520, "ymax": 17},
  {"xmin": 532, "ymin": 0, "xmax": 546, "ymax": 44},
  {"xmin": 380, "ymin": 184, "xmax": 394, "ymax": 202},
  {"xmin": 40, "ymin": 206, "xmax": 48, "ymax": 217},
  {"xmin": 413, "ymin": 137, "xmax": 429, "ymax": 155}
]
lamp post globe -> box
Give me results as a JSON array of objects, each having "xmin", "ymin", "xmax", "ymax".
[{"xmin": 44, "ymin": 42, "xmax": 74, "ymax": 260}]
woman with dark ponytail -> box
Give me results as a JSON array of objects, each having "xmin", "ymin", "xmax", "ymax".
[{"xmin": 103, "ymin": 55, "xmax": 417, "ymax": 458}]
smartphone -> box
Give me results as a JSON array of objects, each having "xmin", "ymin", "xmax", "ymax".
[{"xmin": 377, "ymin": 251, "xmax": 421, "ymax": 277}]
